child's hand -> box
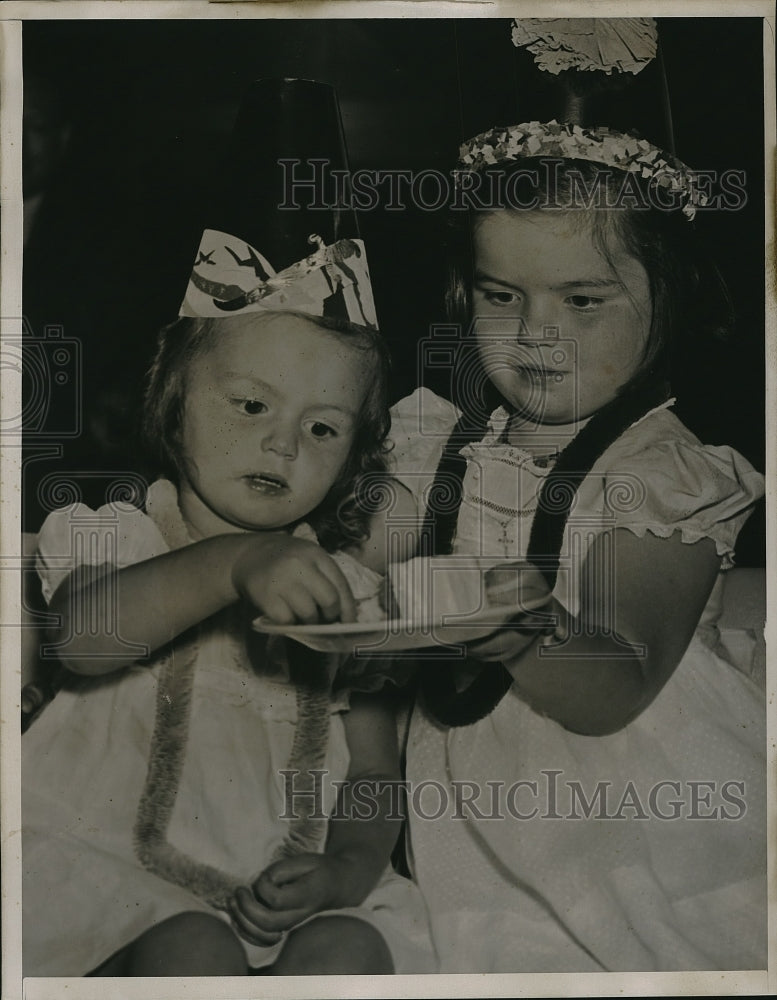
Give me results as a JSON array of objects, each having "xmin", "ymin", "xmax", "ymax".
[
  {"xmin": 232, "ymin": 535, "xmax": 357, "ymax": 625},
  {"xmin": 466, "ymin": 564, "xmax": 556, "ymax": 664},
  {"xmin": 464, "ymin": 611, "xmax": 553, "ymax": 663},
  {"xmin": 229, "ymin": 854, "xmax": 346, "ymax": 947}
]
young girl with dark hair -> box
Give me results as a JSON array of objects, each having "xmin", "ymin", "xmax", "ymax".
[{"xmin": 388, "ymin": 127, "xmax": 766, "ymax": 971}]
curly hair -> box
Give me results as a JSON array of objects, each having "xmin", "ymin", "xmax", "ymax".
[{"xmin": 143, "ymin": 310, "xmax": 392, "ymax": 552}]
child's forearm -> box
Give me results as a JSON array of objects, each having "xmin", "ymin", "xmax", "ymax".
[
  {"xmin": 324, "ymin": 694, "xmax": 403, "ymax": 907},
  {"xmin": 49, "ymin": 532, "xmax": 263, "ymax": 675},
  {"xmin": 506, "ymin": 629, "xmax": 651, "ymax": 736},
  {"xmin": 324, "ymin": 776, "xmax": 404, "ymax": 908},
  {"xmin": 502, "ymin": 531, "xmax": 718, "ymax": 736}
]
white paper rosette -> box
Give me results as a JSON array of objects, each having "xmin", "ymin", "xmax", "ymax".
[{"xmin": 511, "ymin": 18, "xmax": 658, "ymax": 76}]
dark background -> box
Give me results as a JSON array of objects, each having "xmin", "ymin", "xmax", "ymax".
[{"xmin": 21, "ymin": 17, "xmax": 766, "ymax": 563}]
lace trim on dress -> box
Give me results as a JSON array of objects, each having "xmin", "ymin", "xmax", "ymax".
[
  {"xmin": 465, "ymin": 494, "xmax": 538, "ymax": 519},
  {"xmin": 132, "ymin": 479, "xmax": 331, "ymax": 909}
]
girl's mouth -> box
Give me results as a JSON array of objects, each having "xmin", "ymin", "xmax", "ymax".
[
  {"xmin": 245, "ymin": 472, "xmax": 289, "ymax": 495},
  {"xmin": 515, "ymin": 365, "xmax": 566, "ymax": 382}
]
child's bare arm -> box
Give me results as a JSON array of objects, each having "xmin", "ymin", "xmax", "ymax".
[
  {"xmin": 230, "ymin": 694, "xmax": 403, "ymax": 944},
  {"xmin": 348, "ymin": 479, "xmax": 421, "ymax": 574},
  {"xmin": 497, "ymin": 529, "xmax": 721, "ymax": 735},
  {"xmin": 49, "ymin": 533, "xmax": 357, "ymax": 676},
  {"xmin": 319, "ymin": 692, "xmax": 403, "ymax": 902}
]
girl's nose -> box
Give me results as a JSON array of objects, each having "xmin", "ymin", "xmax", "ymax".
[
  {"xmin": 261, "ymin": 424, "xmax": 298, "ymax": 460},
  {"xmin": 516, "ymin": 303, "xmax": 557, "ymax": 344}
]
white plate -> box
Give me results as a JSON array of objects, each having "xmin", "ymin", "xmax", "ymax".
[{"xmin": 253, "ymin": 592, "xmax": 550, "ymax": 654}]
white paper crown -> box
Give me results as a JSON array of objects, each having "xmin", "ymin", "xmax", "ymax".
[
  {"xmin": 457, "ymin": 122, "xmax": 705, "ymax": 220},
  {"xmin": 180, "ymin": 229, "xmax": 378, "ymax": 329},
  {"xmin": 511, "ymin": 18, "xmax": 658, "ymax": 76}
]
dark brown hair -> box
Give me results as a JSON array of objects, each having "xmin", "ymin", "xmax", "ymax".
[
  {"xmin": 143, "ymin": 310, "xmax": 392, "ymax": 551},
  {"xmin": 446, "ymin": 158, "xmax": 732, "ymax": 417},
  {"xmin": 419, "ymin": 159, "xmax": 734, "ymax": 726}
]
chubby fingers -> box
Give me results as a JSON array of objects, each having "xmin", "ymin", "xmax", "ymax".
[
  {"xmin": 261, "ymin": 563, "xmax": 356, "ymax": 626},
  {"xmin": 465, "ymin": 631, "xmax": 517, "ymax": 662},
  {"xmin": 260, "ymin": 595, "xmax": 298, "ymax": 626},
  {"xmin": 271, "ymin": 567, "xmax": 335, "ymax": 626},
  {"xmin": 229, "ymin": 886, "xmax": 310, "ymax": 945},
  {"xmin": 254, "ymin": 864, "xmax": 321, "ymax": 912},
  {"xmin": 484, "ymin": 563, "xmax": 550, "ymax": 608},
  {"xmin": 466, "ymin": 619, "xmax": 548, "ymax": 662},
  {"xmin": 313, "ymin": 556, "xmax": 357, "ymax": 624}
]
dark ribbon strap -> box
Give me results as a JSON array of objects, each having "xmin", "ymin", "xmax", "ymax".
[
  {"xmin": 528, "ymin": 375, "xmax": 671, "ymax": 588},
  {"xmin": 419, "ymin": 414, "xmax": 473, "ymax": 558},
  {"xmin": 419, "ymin": 413, "xmax": 515, "ymax": 727},
  {"xmin": 419, "ymin": 376, "xmax": 670, "ymax": 728}
]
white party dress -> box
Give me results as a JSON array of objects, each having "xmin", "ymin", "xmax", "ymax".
[
  {"xmin": 389, "ymin": 388, "xmax": 767, "ymax": 972},
  {"xmin": 23, "ymin": 479, "xmax": 435, "ymax": 976}
]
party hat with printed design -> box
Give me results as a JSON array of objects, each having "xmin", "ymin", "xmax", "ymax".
[{"xmin": 183, "ymin": 78, "xmax": 377, "ymax": 327}]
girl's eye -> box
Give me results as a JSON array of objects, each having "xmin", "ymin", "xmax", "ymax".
[
  {"xmin": 481, "ymin": 289, "xmax": 520, "ymax": 307},
  {"xmin": 236, "ymin": 399, "xmax": 266, "ymax": 415},
  {"xmin": 567, "ymin": 295, "xmax": 603, "ymax": 311},
  {"xmin": 309, "ymin": 421, "xmax": 337, "ymax": 439}
]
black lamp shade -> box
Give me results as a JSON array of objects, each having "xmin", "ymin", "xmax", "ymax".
[{"xmin": 204, "ymin": 78, "xmax": 358, "ymax": 271}]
